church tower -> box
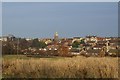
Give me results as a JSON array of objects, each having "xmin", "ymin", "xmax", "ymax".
[{"xmin": 54, "ymin": 32, "xmax": 58, "ymax": 43}]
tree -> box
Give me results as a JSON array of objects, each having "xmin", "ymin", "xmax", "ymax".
[
  {"xmin": 72, "ymin": 41, "xmax": 80, "ymax": 48},
  {"xmin": 19, "ymin": 38, "xmax": 29, "ymax": 49},
  {"xmin": 2, "ymin": 41, "xmax": 16, "ymax": 55},
  {"xmin": 31, "ymin": 38, "xmax": 47, "ymax": 48},
  {"xmin": 57, "ymin": 45, "xmax": 70, "ymax": 57},
  {"xmin": 39, "ymin": 41, "xmax": 47, "ymax": 48},
  {"xmin": 80, "ymin": 39, "xmax": 85, "ymax": 44}
]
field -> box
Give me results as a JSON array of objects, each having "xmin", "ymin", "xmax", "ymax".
[{"xmin": 2, "ymin": 55, "xmax": 119, "ymax": 79}]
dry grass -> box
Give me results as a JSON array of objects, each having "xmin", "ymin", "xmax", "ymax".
[{"xmin": 2, "ymin": 55, "xmax": 119, "ymax": 78}]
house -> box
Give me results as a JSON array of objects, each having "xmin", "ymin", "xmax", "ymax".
[
  {"xmin": 46, "ymin": 44, "xmax": 59, "ymax": 51},
  {"xmin": 97, "ymin": 41, "xmax": 107, "ymax": 45},
  {"xmin": 72, "ymin": 37, "xmax": 83, "ymax": 43},
  {"xmin": 110, "ymin": 44, "xmax": 118, "ymax": 49},
  {"xmin": 85, "ymin": 35, "xmax": 97, "ymax": 42},
  {"xmin": 41, "ymin": 38, "xmax": 52, "ymax": 42},
  {"xmin": 109, "ymin": 40, "xmax": 118, "ymax": 46},
  {"xmin": 1, "ymin": 36, "xmax": 8, "ymax": 41},
  {"xmin": 104, "ymin": 37, "xmax": 111, "ymax": 41},
  {"xmin": 26, "ymin": 38, "xmax": 32, "ymax": 41},
  {"xmin": 45, "ymin": 39, "xmax": 52, "ymax": 45},
  {"xmin": 93, "ymin": 44, "xmax": 105, "ymax": 50},
  {"xmin": 87, "ymin": 41, "xmax": 96, "ymax": 46},
  {"xmin": 96, "ymin": 37, "xmax": 105, "ymax": 41},
  {"xmin": 83, "ymin": 44, "xmax": 92, "ymax": 50},
  {"xmin": 1, "ymin": 34, "xmax": 16, "ymax": 41}
]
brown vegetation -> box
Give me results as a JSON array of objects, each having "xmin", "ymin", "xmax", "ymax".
[{"xmin": 2, "ymin": 56, "xmax": 118, "ymax": 78}]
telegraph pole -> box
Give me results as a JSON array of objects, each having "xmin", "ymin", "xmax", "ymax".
[
  {"xmin": 106, "ymin": 40, "xmax": 109, "ymax": 52},
  {"xmin": 17, "ymin": 37, "xmax": 19, "ymax": 56}
]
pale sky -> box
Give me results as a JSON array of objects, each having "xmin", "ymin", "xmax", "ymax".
[
  {"xmin": 1, "ymin": 0, "xmax": 120, "ymax": 2},
  {"xmin": 2, "ymin": 2, "xmax": 118, "ymax": 38}
]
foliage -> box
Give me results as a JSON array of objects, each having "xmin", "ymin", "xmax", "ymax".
[
  {"xmin": 2, "ymin": 38, "xmax": 48, "ymax": 55},
  {"xmin": 72, "ymin": 39, "xmax": 85, "ymax": 48},
  {"xmin": 80, "ymin": 39, "xmax": 85, "ymax": 44},
  {"xmin": 2, "ymin": 41, "xmax": 16, "ymax": 55},
  {"xmin": 31, "ymin": 38, "xmax": 47, "ymax": 48},
  {"xmin": 57, "ymin": 45, "xmax": 70, "ymax": 57},
  {"xmin": 72, "ymin": 41, "xmax": 80, "ymax": 48},
  {"xmin": 19, "ymin": 38, "xmax": 30, "ymax": 49}
]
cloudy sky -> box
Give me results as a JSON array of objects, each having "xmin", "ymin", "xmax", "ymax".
[{"xmin": 2, "ymin": 2, "xmax": 118, "ymax": 38}]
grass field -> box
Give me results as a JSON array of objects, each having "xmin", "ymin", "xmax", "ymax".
[{"xmin": 2, "ymin": 55, "xmax": 119, "ymax": 78}]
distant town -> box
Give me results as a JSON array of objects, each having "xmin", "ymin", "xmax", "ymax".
[{"xmin": 1, "ymin": 32, "xmax": 120, "ymax": 57}]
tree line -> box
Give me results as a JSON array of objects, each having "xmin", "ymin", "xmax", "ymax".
[{"xmin": 2, "ymin": 38, "xmax": 47, "ymax": 55}]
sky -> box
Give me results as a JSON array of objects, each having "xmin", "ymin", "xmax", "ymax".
[
  {"xmin": 1, "ymin": 0, "xmax": 120, "ymax": 2},
  {"xmin": 2, "ymin": 2, "xmax": 118, "ymax": 38}
]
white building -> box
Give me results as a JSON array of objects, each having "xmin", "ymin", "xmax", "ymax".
[{"xmin": 26, "ymin": 38, "xmax": 32, "ymax": 41}]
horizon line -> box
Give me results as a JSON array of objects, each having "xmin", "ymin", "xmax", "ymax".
[{"xmin": 1, "ymin": 34, "xmax": 119, "ymax": 39}]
